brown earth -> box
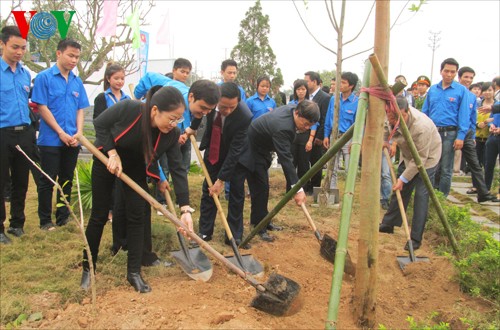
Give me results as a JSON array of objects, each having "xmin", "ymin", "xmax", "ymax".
[{"xmin": 20, "ymin": 200, "xmax": 493, "ymax": 330}]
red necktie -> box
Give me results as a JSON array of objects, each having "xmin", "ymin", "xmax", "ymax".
[{"xmin": 208, "ymin": 112, "xmax": 222, "ymax": 165}]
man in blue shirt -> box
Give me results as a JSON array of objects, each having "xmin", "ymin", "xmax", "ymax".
[
  {"xmin": 32, "ymin": 39, "xmax": 90, "ymax": 230},
  {"xmin": 0, "ymin": 26, "xmax": 35, "ymax": 244},
  {"xmin": 422, "ymin": 58, "xmax": 470, "ymax": 197},
  {"xmin": 323, "ymin": 72, "xmax": 359, "ymax": 190},
  {"xmin": 219, "ymin": 59, "xmax": 246, "ymax": 102},
  {"xmin": 457, "ymin": 67, "xmax": 498, "ymax": 203}
]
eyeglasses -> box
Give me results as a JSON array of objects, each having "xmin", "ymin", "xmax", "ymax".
[{"xmin": 168, "ymin": 116, "xmax": 185, "ymax": 125}]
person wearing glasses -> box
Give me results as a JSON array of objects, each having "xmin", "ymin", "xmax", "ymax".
[
  {"xmin": 236, "ymin": 100, "xmax": 320, "ymax": 242},
  {"xmin": 80, "ymin": 86, "xmax": 197, "ymax": 293}
]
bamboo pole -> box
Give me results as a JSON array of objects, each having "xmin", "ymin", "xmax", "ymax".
[
  {"xmin": 353, "ymin": 1, "xmax": 390, "ymax": 328},
  {"xmin": 325, "ymin": 61, "xmax": 371, "ymax": 330},
  {"xmin": 368, "ymin": 55, "xmax": 460, "ymax": 255}
]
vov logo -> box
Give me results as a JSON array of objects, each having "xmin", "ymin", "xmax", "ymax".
[{"xmin": 11, "ymin": 10, "xmax": 75, "ymax": 40}]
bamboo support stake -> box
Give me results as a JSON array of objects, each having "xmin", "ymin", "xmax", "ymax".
[{"xmin": 325, "ymin": 61, "xmax": 371, "ymax": 330}]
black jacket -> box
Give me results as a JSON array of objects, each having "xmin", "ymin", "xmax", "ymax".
[
  {"xmin": 93, "ymin": 99, "xmax": 189, "ymax": 205},
  {"xmin": 311, "ymin": 89, "xmax": 331, "ymax": 140},
  {"xmin": 239, "ymin": 105, "xmax": 300, "ymax": 186},
  {"xmin": 200, "ymin": 100, "xmax": 253, "ymax": 181}
]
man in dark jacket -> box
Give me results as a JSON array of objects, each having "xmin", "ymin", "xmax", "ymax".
[
  {"xmin": 198, "ymin": 83, "xmax": 253, "ymax": 246},
  {"xmin": 236, "ymin": 100, "xmax": 320, "ymax": 242}
]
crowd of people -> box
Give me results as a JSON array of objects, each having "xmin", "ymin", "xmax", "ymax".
[{"xmin": 1, "ymin": 25, "xmax": 499, "ymax": 293}]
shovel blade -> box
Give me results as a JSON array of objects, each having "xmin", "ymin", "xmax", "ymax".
[
  {"xmin": 320, "ymin": 233, "xmax": 337, "ymax": 263},
  {"xmin": 396, "ymin": 255, "xmax": 430, "ymax": 270},
  {"xmin": 250, "ymin": 273, "xmax": 301, "ymax": 316},
  {"xmin": 226, "ymin": 254, "xmax": 265, "ymax": 277},
  {"xmin": 170, "ymin": 247, "xmax": 213, "ymax": 282}
]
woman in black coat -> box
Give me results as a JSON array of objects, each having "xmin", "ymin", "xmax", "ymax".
[{"xmin": 81, "ymin": 86, "xmax": 193, "ymax": 293}]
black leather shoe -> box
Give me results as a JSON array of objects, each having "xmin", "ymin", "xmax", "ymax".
[
  {"xmin": 80, "ymin": 269, "xmax": 91, "ymax": 290},
  {"xmin": 259, "ymin": 231, "xmax": 275, "ymax": 242},
  {"xmin": 404, "ymin": 240, "xmax": 421, "ymax": 251},
  {"xmin": 56, "ymin": 218, "xmax": 70, "ymax": 226},
  {"xmin": 7, "ymin": 227, "xmax": 24, "ymax": 237},
  {"xmin": 478, "ymin": 194, "xmax": 499, "ymax": 203},
  {"xmin": 379, "ymin": 223, "xmax": 394, "ymax": 234},
  {"xmin": 0, "ymin": 233, "xmax": 12, "ymax": 245},
  {"xmin": 267, "ymin": 223, "xmax": 283, "ymax": 231},
  {"xmin": 235, "ymin": 239, "xmax": 252, "ymax": 250},
  {"xmin": 127, "ymin": 272, "xmax": 151, "ymax": 293}
]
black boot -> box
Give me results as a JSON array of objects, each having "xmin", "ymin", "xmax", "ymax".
[
  {"xmin": 80, "ymin": 269, "xmax": 91, "ymax": 290},
  {"xmin": 127, "ymin": 272, "xmax": 151, "ymax": 293}
]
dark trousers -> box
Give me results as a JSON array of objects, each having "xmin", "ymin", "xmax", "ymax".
[
  {"xmin": 112, "ymin": 180, "xmax": 158, "ymax": 266},
  {"xmin": 84, "ymin": 157, "xmax": 148, "ymax": 273},
  {"xmin": 291, "ymin": 142, "xmax": 310, "ymax": 191},
  {"xmin": 475, "ymin": 139, "xmax": 487, "ymax": 168},
  {"xmin": 0, "ymin": 126, "xmax": 34, "ymax": 231},
  {"xmin": 245, "ymin": 160, "xmax": 270, "ymax": 230},
  {"xmin": 198, "ymin": 160, "xmax": 246, "ymax": 240},
  {"xmin": 309, "ymin": 144, "xmax": 324, "ymax": 191},
  {"xmin": 462, "ymin": 130, "xmax": 490, "ymax": 198},
  {"xmin": 484, "ymin": 135, "xmax": 499, "ymax": 191},
  {"xmin": 37, "ymin": 145, "xmax": 79, "ymax": 226},
  {"xmin": 381, "ymin": 162, "xmax": 437, "ymax": 243}
]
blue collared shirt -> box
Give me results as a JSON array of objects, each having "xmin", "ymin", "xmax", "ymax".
[
  {"xmin": 32, "ymin": 64, "xmax": 89, "ymax": 146},
  {"xmin": 421, "ymin": 80, "xmax": 470, "ymax": 140},
  {"xmin": 246, "ymin": 93, "xmax": 276, "ymax": 120},
  {"xmin": 134, "ymin": 72, "xmax": 170, "ymax": 99},
  {"xmin": 0, "ymin": 58, "xmax": 31, "ymax": 128},
  {"xmin": 104, "ymin": 88, "xmax": 130, "ymax": 107},
  {"xmin": 324, "ymin": 92, "xmax": 359, "ymax": 138},
  {"xmin": 491, "ymin": 101, "xmax": 500, "ymax": 127},
  {"xmin": 465, "ymin": 90, "xmax": 477, "ymax": 139}
]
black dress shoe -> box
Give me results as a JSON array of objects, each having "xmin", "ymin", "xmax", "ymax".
[
  {"xmin": 199, "ymin": 233, "xmax": 212, "ymax": 242},
  {"xmin": 127, "ymin": 272, "xmax": 151, "ymax": 293},
  {"xmin": 478, "ymin": 194, "xmax": 499, "ymax": 203},
  {"xmin": 266, "ymin": 223, "xmax": 283, "ymax": 231},
  {"xmin": 0, "ymin": 233, "xmax": 12, "ymax": 245},
  {"xmin": 235, "ymin": 239, "xmax": 252, "ymax": 250},
  {"xmin": 56, "ymin": 217, "xmax": 70, "ymax": 227},
  {"xmin": 259, "ymin": 231, "xmax": 275, "ymax": 242},
  {"xmin": 378, "ymin": 223, "xmax": 394, "ymax": 234},
  {"xmin": 404, "ymin": 240, "xmax": 421, "ymax": 251},
  {"xmin": 7, "ymin": 227, "xmax": 24, "ymax": 237},
  {"xmin": 80, "ymin": 269, "xmax": 91, "ymax": 290}
]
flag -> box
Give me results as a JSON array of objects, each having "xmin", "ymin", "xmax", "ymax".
[
  {"xmin": 156, "ymin": 11, "xmax": 170, "ymax": 45},
  {"xmin": 127, "ymin": 9, "xmax": 140, "ymax": 49},
  {"xmin": 96, "ymin": 0, "xmax": 118, "ymax": 37},
  {"xmin": 139, "ymin": 31, "xmax": 149, "ymax": 77}
]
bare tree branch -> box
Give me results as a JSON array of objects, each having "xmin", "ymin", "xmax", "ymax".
[
  {"xmin": 343, "ymin": 47, "xmax": 373, "ymax": 62},
  {"xmin": 324, "ymin": 0, "xmax": 338, "ymax": 32},
  {"xmin": 292, "ymin": 1, "xmax": 336, "ymax": 55},
  {"xmin": 344, "ymin": 1, "xmax": 375, "ymax": 46},
  {"xmin": 390, "ymin": 0, "xmax": 411, "ymax": 30}
]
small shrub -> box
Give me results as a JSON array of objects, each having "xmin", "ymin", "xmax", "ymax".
[{"xmin": 72, "ymin": 159, "xmax": 93, "ymax": 211}]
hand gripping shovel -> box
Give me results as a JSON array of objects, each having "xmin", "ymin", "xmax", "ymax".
[
  {"xmin": 301, "ymin": 204, "xmax": 356, "ymax": 276},
  {"xmin": 164, "ymin": 191, "xmax": 213, "ymax": 282},
  {"xmin": 383, "ymin": 148, "xmax": 430, "ymax": 270},
  {"xmin": 78, "ymin": 134, "xmax": 301, "ymax": 316},
  {"xmin": 189, "ymin": 135, "xmax": 264, "ymax": 277}
]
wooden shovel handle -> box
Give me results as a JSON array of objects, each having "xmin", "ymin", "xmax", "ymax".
[
  {"xmin": 383, "ymin": 148, "xmax": 412, "ymax": 242},
  {"xmin": 301, "ymin": 203, "xmax": 318, "ymax": 232},
  {"xmin": 189, "ymin": 135, "xmax": 234, "ymax": 240},
  {"xmin": 76, "ymin": 134, "xmax": 265, "ymax": 287}
]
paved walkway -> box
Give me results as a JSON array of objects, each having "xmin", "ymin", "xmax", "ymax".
[{"xmin": 449, "ymin": 181, "xmax": 499, "ymax": 241}]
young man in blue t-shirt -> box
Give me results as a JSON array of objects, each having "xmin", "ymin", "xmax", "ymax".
[
  {"xmin": 32, "ymin": 39, "xmax": 89, "ymax": 230},
  {"xmin": 0, "ymin": 26, "xmax": 34, "ymax": 244}
]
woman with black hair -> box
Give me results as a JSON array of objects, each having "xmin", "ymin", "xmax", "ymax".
[{"xmin": 81, "ymin": 86, "xmax": 193, "ymax": 293}]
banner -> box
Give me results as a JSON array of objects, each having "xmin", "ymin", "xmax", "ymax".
[
  {"xmin": 96, "ymin": 0, "xmax": 118, "ymax": 37},
  {"xmin": 139, "ymin": 30, "xmax": 149, "ymax": 77}
]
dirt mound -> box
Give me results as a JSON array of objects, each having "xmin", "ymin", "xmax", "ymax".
[{"xmin": 24, "ymin": 224, "xmax": 492, "ymax": 329}]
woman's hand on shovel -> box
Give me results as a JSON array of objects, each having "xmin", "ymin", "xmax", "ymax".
[
  {"xmin": 106, "ymin": 150, "xmax": 122, "ymax": 177},
  {"xmin": 159, "ymin": 180, "xmax": 172, "ymax": 193}
]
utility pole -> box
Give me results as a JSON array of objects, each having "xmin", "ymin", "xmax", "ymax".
[{"xmin": 428, "ymin": 31, "xmax": 441, "ymax": 82}]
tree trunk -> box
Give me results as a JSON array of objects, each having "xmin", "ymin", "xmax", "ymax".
[{"xmin": 353, "ymin": 1, "xmax": 390, "ymax": 328}]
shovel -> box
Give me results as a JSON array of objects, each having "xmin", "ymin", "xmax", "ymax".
[
  {"xmin": 301, "ymin": 204, "xmax": 355, "ymax": 276},
  {"xmin": 164, "ymin": 191, "xmax": 213, "ymax": 282},
  {"xmin": 78, "ymin": 134, "xmax": 301, "ymax": 316},
  {"xmin": 383, "ymin": 148, "xmax": 430, "ymax": 270},
  {"xmin": 189, "ymin": 135, "xmax": 264, "ymax": 277}
]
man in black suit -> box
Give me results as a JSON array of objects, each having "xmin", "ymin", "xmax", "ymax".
[
  {"xmin": 236, "ymin": 100, "xmax": 320, "ymax": 242},
  {"xmin": 198, "ymin": 83, "xmax": 253, "ymax": 246},
  {"xmin": 305, "ymin": 71, "xmax": 331, "ymax": 194}
]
